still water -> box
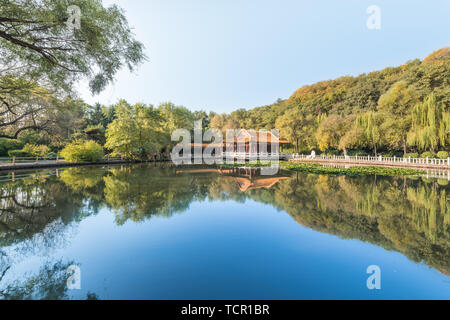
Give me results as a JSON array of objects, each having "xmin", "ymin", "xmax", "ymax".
[{"xmin": 0, "ymin": 164, "xmax": 449, "ymax": 300}]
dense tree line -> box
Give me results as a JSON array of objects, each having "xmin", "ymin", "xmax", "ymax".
[{"xmin": 210, "ymin": 47, "xmax": 449, "ymax": 156}]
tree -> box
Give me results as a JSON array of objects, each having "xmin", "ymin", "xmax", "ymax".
[
  {"xmin": 0, "ymin": 0, "xmax": 146, "ymax": 94},
  {"xmin": 355, "ymin": 111, "xmax": 383, "ymax": 156},
  {"xmin": 377, "ymin": 81, "xmax": 417, "ymax": 154},
  {"xmin": 105, "ymin": 100, "xmax": 164, "ymax": 159},
  {"xmin": 0, "ymin": 77, "xmax": 56, "ymax": 139},
  {"xmin": 0, "ymin": 0, "xmax": 145, "ymax": 142},
  {"xmin": 407, "ymin": 94, "xmax": 450, "ymax": 152},
  {"xmin": 275, "ymin": 107, "xmax": 313, "ymax": 153},
  {"xmin": 316, "ymin": 114, "xmax": 354, "ymax": 151}
]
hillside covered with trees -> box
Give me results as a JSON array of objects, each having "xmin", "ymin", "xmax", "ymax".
[{"xmin": 212, "ymin": 47, "xmax": 450, "ymax": 158}]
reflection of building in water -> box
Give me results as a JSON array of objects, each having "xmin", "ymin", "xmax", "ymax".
[{"xmin": 176, "ymin": 167, "xmax": 290, "ymax": 192}]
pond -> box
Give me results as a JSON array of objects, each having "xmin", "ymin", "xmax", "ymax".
[{"xmin": 0, "ymin": 164, "xmax": 449, "ymax": 299}]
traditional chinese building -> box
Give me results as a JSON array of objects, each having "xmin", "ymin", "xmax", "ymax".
[{"xmin": 192, "ymin": 129, "xmax": 290, "ymax": 155}]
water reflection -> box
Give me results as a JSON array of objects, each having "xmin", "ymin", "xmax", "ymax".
[{"xmin": 0, "ymin": 164, "xmax": 449, "ymax": 299}]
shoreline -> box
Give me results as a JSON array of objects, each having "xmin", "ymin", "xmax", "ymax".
[
  {"xmin": 1, "ymin": 158, "xmax": 449, "ymax": 174},
  {"xmin": 289, "ymin": 158, "xmax": 450, "ymax": 171},
  {"xmin": 0, "ymin": 159, "xmax": 134, "ymax": 172}
]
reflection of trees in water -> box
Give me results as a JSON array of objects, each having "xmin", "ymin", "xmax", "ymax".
[
  {"xmin": 0, "ymin": 261, "xmax": 73, "ymax": 300},
  {"xmin": 0, "ymin": 170, "xmax": 103, "ymax": 300},
  {"xmin": 0, "ymin": 164, "xmax": 449, "ymax": 287},
  {"xmin": 0, "ymin": 259, "xmax": 99, "ymax": 300},
  {"xmin": 272, "ymin": 174, "xmax": 450, "ymax": 275}
]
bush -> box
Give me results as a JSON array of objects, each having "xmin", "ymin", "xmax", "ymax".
[
  {"xmin": 8, "ymin": 150, "xmax": 30, "ymax": 157},
  {"xmin": 382, "ymin": 151, "xmax": 404, "ymax": 158},
  {"xmin": 404, "ymin": 153, "xmax": 419, "ymax": 158},
  {"xmin": 22, "ymin": 143, "xmax": 50, "ymax": 157},
  {"xmin": 325, "ymin": 150, "xmax": 341, "ymax": 156},
  {"xmin": 436, "ymin": 151, "xmax": 449, "ymax": 159},
  {"xmin": 348, "ymin": 150, "xmax": 369, "ymax": 156},
  {"xmin": 421, "ymin": 151, "xmax": 436, "ymax": 159},
  {"xmin": 45, "ymin": 152, "xmax": 58, "ymax": 159},
  {"xmin": 0, "ymin": 139, "xmax": 24, "ymax": 156},
  {"xmin": 60, "ymin": 140, "xmax": 104, "ymax": 162}
]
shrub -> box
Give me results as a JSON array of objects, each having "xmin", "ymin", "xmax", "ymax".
[
  {"xmin": 8, "ymin": 150, "xmax": 30, "ymax": 157},
  {"xmin": 325, "ymin": 150, "xmax": 341, "ymax": 156},
  {"xmin": 22, "ymin": 143, "xmax": 50, "ymax": 157},
  {"xmin": 403, "ymin": 153, "xmax": 419, "ymax": 158},
  {"xmin": 421, "ymin": 151, "xmax": 436, "ymax": 159},
  {"xmin": 436, "ymin": 151, "xmax": 449, "ymax": 159},
  {"xmin": 382, "ymin": 151, "xmax": 404, "ymax": 158},
  {"xmin": 0, "ymin": 139, "xmax": 24, "ymax": 156},
  {"xmin": 45, "ymin": 152, "xmax": 58, "ymax": 159},
  {"xmin": 60, "ymin": 140, "xmax": 104, "ymax": 162},
  {"xmin": 348, "ymin": 150, "xmax": 369, "ymax": 156}
]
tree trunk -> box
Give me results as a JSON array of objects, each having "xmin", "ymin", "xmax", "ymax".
[
  {"xmin": 295, "ymin": 138, "xmax": 299, "ymax": 154},
  {"xmin": 403, "ymin": 138, "xmax": 407, "ymax": 155},
  {"xmin": 374, "ymin": 144, "xmax": 377, "ymax": 157}
]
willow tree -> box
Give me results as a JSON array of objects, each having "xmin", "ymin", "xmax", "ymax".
[
  {"xmin": 377, "ymin": 81, "xmax": 416, "ymax": 155},
  {"xmin": 0, "ymin": 0, "xmax": 146, "ymax": 139},
  {"xmin": 407, "ymin": 94, "xmax": 450, "ymax": 152},
  {"xmin": 355, "ymin": 111, "xmax": 383, "ymax": 156}
]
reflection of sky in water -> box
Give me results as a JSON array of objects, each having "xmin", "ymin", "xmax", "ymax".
[
  {"xmin": 2, "ymin": 199, "xmax": 449, "ymax": 300},
  {"xmin": 0, "ymin": 166, "xmax": 449, "ymax": 299}
]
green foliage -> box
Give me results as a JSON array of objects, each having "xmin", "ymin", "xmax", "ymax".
[
  {"xmin": 60, "ymin": 140, "xmax": 104, "ymax": 162},
  {"xmin": 84, "ymin": 124, "xmax": 106, "ymax": 145},
  {"xmin": 275, "ymin": 107, "xmax": 314, "ymax": 153},
  {"xmin": 6, "ymin": 143, "xmax": 50, "ymax": 158},
  {"xmin": 436, "ymin": 151, "xmax": 449, "ymax": 159},
  {"xmin": 404, "ymin": 153, "xmax": 419, "ymax": 159},
  {"xmin": 22, "ymin": 144, "xmax": 50, "ymax": 157},
  {"xmin": 105, "ymin": 100, "xmax": 165, "ymax": 160},
  {"xmin": 421, "ymin": 151, "xmax": 436, "ymax": 159},
  {"xmin": 0, "ymin": 0, "xmax": 146, "ymax": 94},
  {"xmin": 282, "ymin": 162, "xmax": 424, "ymax": 176},
  {"xmin": 347, "ymin": 150, "xmax": 369, "ymax": 157},
  {"xmin": 407, "ymin": 94, "xmax": 450, "ymax": 152},
  {"xmin": 0, "ymin": 139, "xmax": 24, "ymax": 156},
  {"xmin": 8, "ymin": 150, "xmax": 30, "ymax": 157},
  {"xmin": 207, "ymin": 48, "xmax": 449, "ymax": 156}
]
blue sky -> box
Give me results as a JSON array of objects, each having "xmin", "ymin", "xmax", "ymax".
[{"xmin": 78, "ymin": 0, "xmax": 450, "ymax": 113}]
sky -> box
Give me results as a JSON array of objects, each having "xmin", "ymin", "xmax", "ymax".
[{"xmin": 78, "ymin": 0, "xmax": 450, "ymax": 113}]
